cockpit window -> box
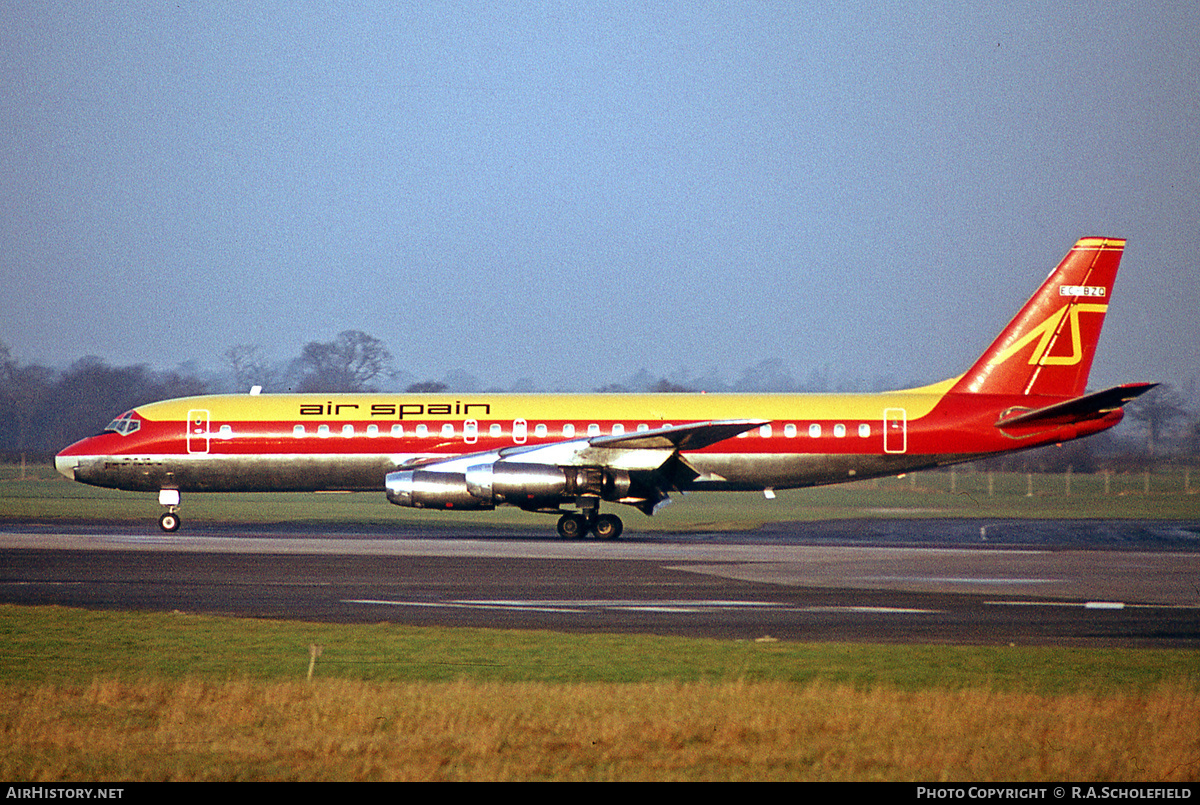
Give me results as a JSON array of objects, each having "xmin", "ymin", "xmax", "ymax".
[{"xmin": 104, "ymin": 412, "xmax": 140, "ymax": 436}]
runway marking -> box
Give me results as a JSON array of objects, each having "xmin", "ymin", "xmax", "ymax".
[
  {"xmin": 983, "ymin": 600, "xmax": 1200, "ymax": 610},
  {"xmin": 985, "ymin": 600, "xmax": 1126, "ymax": 609},
  {"xmin": 862, "ymin": 576, "xmax": 1062, "ymax": 585},
  {"xmin": 344, "ymin": 598, "xmax": 941, "ymax": 615},
  {"xmin": 347, "ymin": 600, "xmax": 590, "ymax": 614}
]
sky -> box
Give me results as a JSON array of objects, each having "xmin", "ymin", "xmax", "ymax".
[{"xmin": 2, "ymin": 1, "xmax": 1197, "ymax": 393}]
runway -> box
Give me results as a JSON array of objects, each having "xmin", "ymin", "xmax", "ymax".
[{"xmin": 2, "ymin": 519, "xmax": 1199, "ymax": 647}]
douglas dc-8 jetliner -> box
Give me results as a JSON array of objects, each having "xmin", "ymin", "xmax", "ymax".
[{"xmin": 56, "ymin": 237, "xmax": 1154, "ymax": 538}]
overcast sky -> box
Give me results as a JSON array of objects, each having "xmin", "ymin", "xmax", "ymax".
[{"xmin": 2, "ymin": 2, "xmax": 1197, "ymax": 392}]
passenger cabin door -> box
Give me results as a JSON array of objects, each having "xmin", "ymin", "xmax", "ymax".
[
  {"xmin": 187, "ymin": 409, "xmax": 210, "ymax": 454},
  {"xmin": 883, "ymin": 408, "xmax": 906, "ymax": 454}
]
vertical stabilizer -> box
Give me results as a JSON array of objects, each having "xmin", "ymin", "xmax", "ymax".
[{"xmin": 950, "ymin": 237, "xmax": 1126, "ymax": 398}]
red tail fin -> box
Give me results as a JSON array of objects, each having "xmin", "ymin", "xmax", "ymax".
[{"xmin": 950, "ymin": 237, "xmax": 1126, "ymax": 398}]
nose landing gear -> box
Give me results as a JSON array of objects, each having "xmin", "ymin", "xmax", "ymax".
[{"xmin": 158, "ymin": 489, "xmax": 181, "ymax": 532}]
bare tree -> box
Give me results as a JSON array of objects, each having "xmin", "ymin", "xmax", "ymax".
[
  {"xmin": 1127, "ymin": 384, "xmax": 1188, "ymax": 457},
  {"xmin": 648, "ymin": 378, "xmax": 693, "ymax": 393},
  {"xmin": 295, "ymin": 331, "xmax": 394, "ymax": 392},
  {"xmin": 405, "ymin": 380, "xmax": 448, "ymax": 393},
  {"xmin": 221, "ymin": 344, "xmax": 277, "ymax": 391}
]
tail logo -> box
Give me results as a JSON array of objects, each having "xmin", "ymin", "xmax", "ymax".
[{"xmin": 987, "ymin": 303, "xmax": 1108, "ymax": 368}]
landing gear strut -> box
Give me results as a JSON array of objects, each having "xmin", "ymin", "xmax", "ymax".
[
  {"xmin": 158, "ymin": 489, "xmax": 181, "ymax": 532},
  {"xmin": 555, "ymin": 511, "xmax": 623, "ymax": 540}
]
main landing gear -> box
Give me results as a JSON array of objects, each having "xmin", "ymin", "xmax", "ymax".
[
  {"xmin": 555, "ymin": 512, "xmax": 623, "ymax": 540},
  {"xmin": 158, "ymin": 489, "xmax": 181, "ymax": 532}
]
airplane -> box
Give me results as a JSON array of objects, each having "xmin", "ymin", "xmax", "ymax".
[{"xmin": 55, "ymin": 237, "xmax": 1154, "ymax": 539}]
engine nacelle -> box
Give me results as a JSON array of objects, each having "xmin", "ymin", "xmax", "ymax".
[
  {"xmin": 465, "ymin": 462, "xmax": 567, "ymax": 504},
  {"xmin": 466, "ymin": 462, "xmax": 632, "ymax": 505},
  {"xmin": 386, "ymin": 462, "xmax": 633, "ymax": 510},
  {"xmin": 385, "ymin": 469, "xmax": 493, "ymax": 510}
]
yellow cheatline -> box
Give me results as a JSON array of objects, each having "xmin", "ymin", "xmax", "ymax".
[{"xmin": 136, "ymin": 378, "xmax": 960, "ymax": 426}]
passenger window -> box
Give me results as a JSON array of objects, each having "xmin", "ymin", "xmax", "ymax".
[
  {"xmin": 808, "ymin": 424, "xmax": 821, "ymax": 438},
  {"xmin": 562, "ymin": 423, "xmax": 576, "ymax": 438},
  {"xmin": 834, "ymin": 424, "xmax": 846, "ymax": 438},
  {"xmin": 612, "ymin": 423, "xmax": 625, "ymax": 435},
  {"xmin": 218, "ymin": 424, "xmax": 233, "ymax": 439},
  {"xmin": 490, "ymin": 423, "xmax": 502, "ymax": 438},
  {"xmin": 858, "ymin": 423, "xmax": 871, "ymax": 438},
  {"xmin": 318, "ymin": 424, "xmax": 331, "ymax": 438},
  {"xmin": 534, "ymin": 424, "xmax": 547, "ymax": 438},
  {"xmin": 587, "ymin": 424, "xmax": 600, "ymax": 437},
  {"xmin": 636, "ymin": 424, "xmax": 649, "ymax": 432},
  {"xmin": 391, "ymin": 424, "xmax": 404, "ymax": 437},
  {"xmin": 293, "ymin": 424, "xmax": 306, "ymax": 438},
  {"xmin": 367, "ymin": 424, "xmax": 379, "ymax": 438},
  {"xmin": 416, "ymin": 424, "xmax": 429, "ymax": 438},
  {"xmin": 342, "ymin": 424, "xmax": 354, "ymax": 437},
  {"xmin": 440, "ymin": 423, "xmax": 454, "ymax": 438},
  {"xmin": 784, "ymin": 424, "xmax": 797, "ymax": 438},
  {"xmin": 759, "ymin": 424, "xmax": 772, "ymax": 438}
]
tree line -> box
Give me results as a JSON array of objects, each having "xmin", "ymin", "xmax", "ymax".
[{"xmin": 2, "ymin": 333, "xmax": 1197, "ymax": 466}]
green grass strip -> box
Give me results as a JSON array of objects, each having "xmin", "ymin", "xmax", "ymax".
[{"xmin": 2, "ymin": 605, "xmax": 1196, "ymax": 694}]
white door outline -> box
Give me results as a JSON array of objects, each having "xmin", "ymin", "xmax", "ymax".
[
  {"xmin": 187, "ymin": 409, "xmax": 210, "ymax": 454},
  {"xmin": 883, "ymin": 408, "xmax": 907, "ymax": 454},
  {"xmin": 463, "ymin": 419, "xmax": 478, "ymax": 444},
  {"xmin": 512, "ymin": 418, "xmax": 528, "ymax": 444}
]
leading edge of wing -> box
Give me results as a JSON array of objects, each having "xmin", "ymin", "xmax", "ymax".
[
  {"xmin": 395, "ymin": 419, "xmax": 768, "ymax": 471},
  {"xmin": 587, "ymin": 419, "xmax": 768, "ymax": 451}
]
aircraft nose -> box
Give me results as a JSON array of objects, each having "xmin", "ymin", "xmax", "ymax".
[{"xmin": 54, "ymin": 452, "xmax": 79, "ymax": 480}]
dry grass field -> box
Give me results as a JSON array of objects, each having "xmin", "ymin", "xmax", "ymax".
[
  {"xmin": 1, "ymin": 607, "xmax": 1198, "ymax": 781},
  {"xmin": 4, "ymin": 677, "xmax": 1199, "ymax": 782}
]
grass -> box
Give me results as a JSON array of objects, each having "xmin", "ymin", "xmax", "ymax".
[
  {"xmin": 5, "ymin": 606, "xmax": 1197, "ymax": 691},
  {"xmin": 2, "ymin": 465, "xmax": 1198, "ymax": 780},
  {"xmin": 3, "ymin": 462, "xmax": 1198, "ymax": 531},
  {"xmin": 1, "ymin": 605, "xmax": 1199, "ymax": 781},
  {"xmin": 7, "ymin": 677, "xmax": 1199, "ymax": 781}
]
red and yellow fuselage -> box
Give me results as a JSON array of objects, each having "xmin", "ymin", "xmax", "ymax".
[
  {"xmin": 55, "ymin": 380, "xmax": 1121, "ymax": 494},
  {"xmin": 52, "ymin": 237, "xmax": 1149, "ymax": 535}
]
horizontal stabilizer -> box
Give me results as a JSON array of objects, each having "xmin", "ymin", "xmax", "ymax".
[{"xmin": 995, "ymin": 383, "xmax": 1157, "ymax": 432}]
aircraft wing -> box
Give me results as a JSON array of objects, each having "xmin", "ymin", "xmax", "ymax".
[
  {"xmin": 396, "ymin": 419, "xmax": 766, "ymax": 474},
  {"xmin": 588, "ymin": 419, "xmax": 768, "ymax": 451},
  {"xmin": 995, "ymin": 382, "xmax": 1157, "ymax": 433},
  {"xmin": 388, "ymin": 418, "xmax": 767, "ymax": 516},
  {"xmin": 493, "ymin": 418, "xmax": 768, "ymax": 471}
]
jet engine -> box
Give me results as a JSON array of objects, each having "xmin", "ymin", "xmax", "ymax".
[{"xmin": 385, "ymin": 461, "xmax": 631, "ymax": 511}]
